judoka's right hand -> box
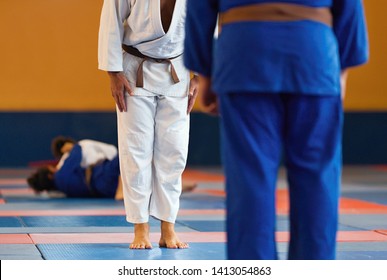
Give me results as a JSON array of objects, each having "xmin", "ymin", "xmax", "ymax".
[
  {"xmin": 108, "ymin": 71, "xmax": 133, "ymax": 112},
  {"xmin": 198, "ymin": 75, "xmax": 219, "ymax": 116}
]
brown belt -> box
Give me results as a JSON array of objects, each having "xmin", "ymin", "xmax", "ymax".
[
  {"xmin": 122, "ymin": 44, "xmax": 181, "ymax": 88},
  {"xmin": 219, "ymin": 3, "xmax": 333, "ymax": 28}
]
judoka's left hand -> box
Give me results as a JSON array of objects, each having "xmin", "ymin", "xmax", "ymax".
[
  {"xmin": 198, "ymin": 75, "xmax": 218, "ymax": 116},
  {"xmin": 187, "ymin": 75, "xmax": 199, "ymax": 114}
]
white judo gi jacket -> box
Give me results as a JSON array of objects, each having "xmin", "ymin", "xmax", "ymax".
[
  {"xmin": 98, "ymin": 0, "xmax": 190, "ymax": 96},
  {"xmin": 98, "ymin": 0, "xmax": 190, "ymax": 224},
  {"xmin": 56, "ymin": 140, "xmax": 118, "ymax": 170}
]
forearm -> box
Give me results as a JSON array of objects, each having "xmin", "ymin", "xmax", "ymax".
[
  {"xmin": 184, "ymin": 0, "xmax": 219, "ymax": 76},
  {"xmin": 98, "ymin": 0, "xmax": 130, "ymax": 71}
]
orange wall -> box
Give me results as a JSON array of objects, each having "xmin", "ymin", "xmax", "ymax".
[
  {"xmin": 0, "ymin": 0, "xmax": 386, "ymax": 111},
  {"xmin": 0, "ymin": 0, "xmax": 112, "ymax": 111},
  {"xmin": 344, "ymin": 1, "xmax": 387, "ymax": 111}
]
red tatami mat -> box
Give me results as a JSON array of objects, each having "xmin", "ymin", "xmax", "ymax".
[
  {"xmin": 29, "ymin": 232, "xmax": 227, "ymax": 244},
  {"xmin": 188, "ymin": 189, "xmax": 387, "ymax": 215},
  {"xmin": 276, "ymin": 189, "xmax": 387, "ymax": 215},
  {"xmin": 0, "ymin": 234, "xmax": 33, "ymax": 244},
  {"xmin": 0, "ymin": 188, "xmax": 35, "ymax": 195},
  {"xmin": 374, "ymin": 165, "xmax": 387, "ymax": 172},
  {"xmin": 18, "ymin": 231, "xmax": 387, "ymax": 244},
  {"xmin": 178, "ymin": 209, "xmax": 225, "ymax": 216},
  {"xmin": 337, "ymin": 231, "xmax": 387, "ymax": 242},
  {"xmin": 0, "ymin": 209, "xmax": 226, "ymax": 217},
  {"xmin": 183, "ymin": 170, "xmax": 224, "ymax": 183},
  {"xmin": 193, "ymin": 189, "xmax": 225, "ymax": 197},
  {"xmin": 0, "ymin": 179, "xmax": 27, "ymax": 186},
  {"xmin": 0, "ymin": 209, "xmax": 126, "ymax": 217},
  {"xmin": 339, "ymin": 198, "xmax": 387, "ymax": 214}
]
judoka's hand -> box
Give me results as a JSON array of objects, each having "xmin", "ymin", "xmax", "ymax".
[
  {"xmin": 187, "ymin": 75, "xmax": 199, "ymax": 114},
  {"xmin": 108, "ymin": 71, "xmax": 133, "ymax": 112},
  {"xmin": 198, "ymin": 75, "xmax": 218, "ymax": 116}
]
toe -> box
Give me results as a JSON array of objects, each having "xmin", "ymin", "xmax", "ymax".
[{"xmin": 178, "ymin": 242, "xmax": 189, "ymax": 249}]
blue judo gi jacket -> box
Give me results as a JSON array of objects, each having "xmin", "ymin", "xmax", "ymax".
[
  {"xmin": 55, "ymin": 145, "xmax": 119, "ymax": 198},
  {"xmin": 184, "ymin": 0, "xmax": 368, "ymax": 96}
]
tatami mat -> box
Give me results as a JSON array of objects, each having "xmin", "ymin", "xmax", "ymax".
[
  {"xmin": 37, "ymin": 243, "xmax": 226, "ymax": 260},
  {"xmin": 0, "ymin": 166, "xmax": 387, "ymax": 260}
]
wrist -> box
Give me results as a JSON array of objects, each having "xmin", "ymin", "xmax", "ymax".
[{"xmin": 108, "ymin": 71, "xmax": 122, "ymax": 76}]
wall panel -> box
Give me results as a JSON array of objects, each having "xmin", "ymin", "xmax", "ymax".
[{"xmin": 0, "ymin": 1, "xmax": 386, "ymax": 111}]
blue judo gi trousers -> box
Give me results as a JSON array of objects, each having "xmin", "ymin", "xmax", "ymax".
[{"xmin": 219, "ymin": 92, "xmax": 343, "ymax": 260}]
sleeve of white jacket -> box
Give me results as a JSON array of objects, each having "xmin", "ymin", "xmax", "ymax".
[
  {"xmin": 78, "ymin": 140, "xmax": 118, "ymax": 167},
  {"xmin": 98, "ymin": 0, "xmax": 130, "ymax": 71}
]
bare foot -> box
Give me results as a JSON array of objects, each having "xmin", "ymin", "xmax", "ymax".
[
  {"xmin": 130, "ymin": 223, "xmax": 152, "ymax": 249},
  {"xmin": 159, "ymin": 221, "xmax": 189, "ymax": 249},
  {"xmin": 182, "ymin": 181, "xmax": 197, "ymax": 193}
]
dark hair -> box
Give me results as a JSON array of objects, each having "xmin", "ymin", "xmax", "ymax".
[
  {"xmin": 51, "ymin": 136, "xmax": 76, "ymax": 158},
  {"xmin": 27, "ymin": 167, "xmax": 57, "ymax": 193}
]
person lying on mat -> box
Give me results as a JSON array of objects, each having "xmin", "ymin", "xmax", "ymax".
[
  {"xmin": 51, "ymin": 136, "xmax": 197, "ymax": 194},
  {"xmin": 52, "ymin": 136, "xmax": 197, "ymax": 193},
  {"xmin": 27, "ymin": 137, "xmax": 197, "ymax": 198},
  {"xmin": 27, "ymin": 138, "xmax": 122, "ymax": 199}
]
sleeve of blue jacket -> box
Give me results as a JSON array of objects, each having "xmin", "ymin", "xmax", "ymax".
[
  {"xmin": 184, "ymin": 0, "xmax": 218, "ymax": 77},
  {"xmin": 58, "ymin": 144, "xmax": 82, "ymax": 174},
  {"xmin": 55, "ymin": 144, "xmax": 85, "ymax": 196},
  {"xmin": 332, "ymin": 0, "xmax": 369, "ymax": 69}
]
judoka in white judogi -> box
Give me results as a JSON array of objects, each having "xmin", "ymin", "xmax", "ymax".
[{"xmin": 98, "ymin": 0, "xmax": 197, "ymax": 249}]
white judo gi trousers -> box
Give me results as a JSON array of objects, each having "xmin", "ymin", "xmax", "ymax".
[{"xmin": 117, "ymin": 95, "xmax": 189, "ymax": 224}]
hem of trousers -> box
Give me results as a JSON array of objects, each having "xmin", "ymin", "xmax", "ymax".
[
  {"xmin": 126, "ymin": 216, "xmax": 149, "ymax": 224},
  {"xmin": 150, "ymin": 212, "xmax": 176, "ymax": 224}
]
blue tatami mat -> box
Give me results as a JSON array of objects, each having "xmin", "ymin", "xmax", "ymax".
[
  {"xmin": 339, "ymin": 214, "xmax": 387, "ymax": 230},
  {"xmin": 337, "ymin": 251, "xmax": 387, "ymax": 260},
  {"xmin": 17, "ymin": 216, "xmax": 192, "ymax": 231},
  {"xmin": 176, "ymin": 220, "xmax": 225, "ymax": 232},
  {"xmin": 0, "ymin": 185, "xmax": 28, "ymax": 190},
  {"xmin": 37, "ymin": 243, "xmax": 226, "ymax": 260},
  {"xmin": 0, "ymin": 244, "xmax": 43, "ymax": 260},
  {"xmin": 21, "ymin": 216, "xmax": 127, "ymax": 227},
  {"xmin": 2, "ymin": 198, "xmax": 124, "ymax": 207},
  {"xmin": 179, "ymin": 195, "xmax": 224, "ymax": 209},
  {"xmin": 0, "ymin": 217, "xmax": 24, "ymax": 227},
  {"xmin": 342, "ymin": 191, "xmax": 387, "ymax": 206},
  {"xmin": 20, "ymin": 216, "xmax": 157, "ymax": 228}
]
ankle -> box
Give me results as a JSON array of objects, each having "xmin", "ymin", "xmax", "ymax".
[
  {"xmin": 161, "ymin": 221, "xmax": 175, "ymax": 232},
  {"xmin": 134, "ymin": 223, "xmax": 149, "ymax": 234}
]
